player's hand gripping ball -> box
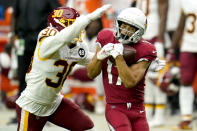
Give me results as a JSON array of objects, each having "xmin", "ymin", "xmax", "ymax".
[{"xmin": 109, "ymin": 44, "xmax": 136, "ymax": 66}]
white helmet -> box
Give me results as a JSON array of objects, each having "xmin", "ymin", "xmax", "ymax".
[{"xmin": 114, "ymin": 7, "xmax": 147, "ymax": 44}]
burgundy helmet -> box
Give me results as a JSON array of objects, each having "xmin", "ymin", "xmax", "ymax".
[{"xmin": 48, "ymin": 7, "xmax": 80, "ymax": 31}]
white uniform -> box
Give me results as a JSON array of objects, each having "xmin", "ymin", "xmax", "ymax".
[
  {"xmin": 178, "ymin": 0, "xmax": 197, "ymax": 124},
  {"xmin": 136, "ymin": 0, "xmax": 159, "ymax": 39},
  {"xmin": 167, "ymin": 0, "xmax": 181, "ymax": 31},
  {"xmin": 181, "ymin": 0, "xmax": 197, "ymax": 53},
  {"xmin": 16, "ymin": 15, "xmax": 93, "ymax": 116}
]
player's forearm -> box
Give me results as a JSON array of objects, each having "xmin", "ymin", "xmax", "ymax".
[
  {"xmin": 115, "ymin": 56, "xmax": 137, "ymax": 88},
  {"xmin": 171, "ymin": 13, "xmax": 186, "ymax": 49},
  {"xmin": 158, "ymin": 0, "xmax": 168, "ymax": 42},
  {"xmin": 54, "ymin": 15, "xmax": 90, "ymax": 44},
  {"xmin": 87, "ymin": 56, "xmax": 102, "ymax": 79},
  {"xmin": 54, "ymin": 4, "xmax": 111, "ymax": 45}
]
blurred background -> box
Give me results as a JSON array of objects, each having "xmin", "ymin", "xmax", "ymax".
[{"xmin": 0, "ymin": 0, "xmax": 197, "ymax": 131}]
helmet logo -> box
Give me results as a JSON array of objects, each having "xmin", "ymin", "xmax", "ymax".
[
  {"xmin": 60, "ymin": 18, "xmax": 66, "ymax": 25},
  {"xmin": 78, "ymin": 48, "xmax": 86, "ymax": 57}
]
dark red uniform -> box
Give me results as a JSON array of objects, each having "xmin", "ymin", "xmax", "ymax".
[{"xmin": 96, "ymin": 29, "xmax": 157, "ymax": 131}]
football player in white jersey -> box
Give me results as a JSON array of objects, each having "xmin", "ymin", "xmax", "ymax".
[
  {"xmin": 136, "ymin": 0, "xmax": 169, "ymax": 127},
  {"xmin": 170, "ymin": 0, "xmax": 197, "ymax": 130},
  {"xmin": 15, "ymin": 4, "xmax": 111, "ymax": 131}
]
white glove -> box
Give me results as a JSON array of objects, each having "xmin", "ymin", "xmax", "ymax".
[
  {"xmin": 87, "ymin": 4, "xmax": 112, "ymax": 21},
  {"xmin": 154, "ymin": 41, "xmax": 164, "ymax": 58},
  {"xmin": 110, "ymin": 43, "xmax": 123, "ymax": 59},
  {"xmin": 97, "ymin": 43, "xmax": 114, "ymax": 60},
  {"xmin": 149, "ymin": 58, "xmax": 166, "ymax": 72}
]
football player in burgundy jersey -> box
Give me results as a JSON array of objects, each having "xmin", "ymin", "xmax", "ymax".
[
  {"xmin": 15, "ymin": 5, "xmax": 111, "ymax": 131},
  {"xmin": 87, "ymin": 8, "xmax": 159, "ymax": 131}
]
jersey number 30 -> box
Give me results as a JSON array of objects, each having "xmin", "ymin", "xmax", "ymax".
[{"xmin": 45, "ymin": 60, "xmax": 76, "ymax": 88}]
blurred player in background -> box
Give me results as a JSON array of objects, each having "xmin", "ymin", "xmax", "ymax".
[
  {"xmin": 87, "ymin": 7, "xmax": 165, "ymax": 131},
  {"xmin": 82, "ymin": 18, "xmax": 105, "ymax": 114},
  {"xmin": 136, "ymin": 0, "xmax": 169, "ymax": 127},
  {"xmin": 84, "ymin": 12, "xmax": 105, "ymax": 110},
  {"xmin": 169, "ymin": 0, "xmax": 197, "ymax": 130},
  {"xmin": 166, "ymin": 0, "xmax": 181, "ymax": 116},
  {"xmin": 62, "ymin": 18, "xmax": 105, "ymax": 114},
  {"xmin": 15, "ymin": 5, "xmax": 111, "ymax": 130},
  {"xmin": 166, "ymin": 0, "xmax": 181, "ymax": 42},
  {"xmin": 62, "ymin": 0, "xmax": 106, "ymax": 114},
  {"xmin": 0, "ymin": 45, "xmax": 11, "ymax": 108}
]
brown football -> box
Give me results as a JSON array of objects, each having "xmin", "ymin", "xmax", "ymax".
[{"xmin": 109, "ymin": 44, "xmax": 136, "ymax": 66}]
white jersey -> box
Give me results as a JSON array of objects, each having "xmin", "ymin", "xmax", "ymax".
[
  {"xmin": 136, "ymin": 0, "xmax": 159, "ymax": 39},
  {"xmin": 16, "ymin": 26, "xmax": 91, "ymax": 116},
  {"xmin": 181, "ymin": 0, "xmax": 197, "ymax": 52}
]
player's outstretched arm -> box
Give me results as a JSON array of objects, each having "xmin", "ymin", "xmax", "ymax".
[
  {"xmin": 39, "ymin": 5, "xmax": 111, "ymax": 58},
  {"xmin": 55, "ymin": 4, "xmax": 112, "ymax": 44}
]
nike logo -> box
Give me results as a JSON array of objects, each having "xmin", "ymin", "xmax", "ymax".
[
  {"xmin": 152, "ymin": 51, "xmax": 157, "ymax": 54},
  {"xmin": 140, "ymin": 110, "xmax": 144, "ymax": 113},
  {"xmin": 111, "ymin": 105, "xmax": 116, "ymax": 109}
]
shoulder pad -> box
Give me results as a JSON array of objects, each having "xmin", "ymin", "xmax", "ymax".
[
  {"xmin": 135, "ymin": 40, "xmax": 157, "ymax": 61},
  {"xmin": 38, "ymin": 27, "xmax": 59, "ymax": 42},
  {"xmin": 140, "ymin": 40, "xmax": 152, "ymax": 45}
]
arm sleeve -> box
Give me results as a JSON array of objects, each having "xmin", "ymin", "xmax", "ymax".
[
  {"xmin": 39, "ymin": 15, "xmax": 90, "ymax": 58},
  {"xmin": 77, "ymin": 41, "xmax": 95, "ymax": 65},
  {"xmin": 137, "ymin": 41, "xmax": 157, "ymax": 62}
]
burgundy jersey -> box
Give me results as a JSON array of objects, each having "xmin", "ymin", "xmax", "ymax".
[{"xmin": 96, "ymin": 29, "xmax": 157, "ymax": 104}]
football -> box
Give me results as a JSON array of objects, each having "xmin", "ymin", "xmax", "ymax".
[{"xmin": 109, "ymin": 44, "xmax": 136, "ymax": 66}]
